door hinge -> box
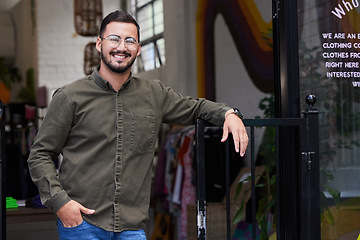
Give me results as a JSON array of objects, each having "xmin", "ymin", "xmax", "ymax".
[{"xmin": 302, "ymin": 152, "xmax": 315, "ymax": 170}]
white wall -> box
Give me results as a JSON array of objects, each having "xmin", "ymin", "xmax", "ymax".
[
  {"xmin": 36, "ymin": 0, "xmax": 120, "ymax": 103},
  {"xmin": 161, "ymin": 0, "xmax": 198, "ymax": 97},
  {"xmin": 136, "ymin": 0, "xmax": 198, "ymax": 97}
]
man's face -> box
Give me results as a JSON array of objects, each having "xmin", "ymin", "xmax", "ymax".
[{"xmin": 96, "ymin": 22, "xmax": 141, "ymax": 74}]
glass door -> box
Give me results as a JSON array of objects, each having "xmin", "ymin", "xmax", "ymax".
[{"xmin": 298, "ymin": 0, "xmax": 360, "ymax": 239}]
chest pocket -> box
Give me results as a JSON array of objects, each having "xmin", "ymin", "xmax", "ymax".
[{"xmin": 128, "ymin": 114, "xmax": 156, "ymax": 154}]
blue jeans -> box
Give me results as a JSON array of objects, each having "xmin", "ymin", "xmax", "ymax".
[{"xmin": 57, "ymin": 220, "xmax": 146, "ymax": 240}]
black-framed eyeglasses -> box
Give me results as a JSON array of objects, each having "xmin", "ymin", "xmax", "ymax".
[{"xmin": 101, "ymin": 35, "xmax": 139, "ymax": 51}]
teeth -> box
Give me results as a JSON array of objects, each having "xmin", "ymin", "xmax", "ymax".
[{"xmin": 113, "ymin": 54, "xmax": 126, "ymax": 59}]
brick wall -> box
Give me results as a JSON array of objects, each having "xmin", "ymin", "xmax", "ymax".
[{"xmin": 36, "ymin": 0, "xmax": 120, "ymax": 101}]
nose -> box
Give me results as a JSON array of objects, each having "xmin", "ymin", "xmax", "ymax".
[{"xmin": 117, "ymin": 39, "xmax": 127, "ymax": 50}]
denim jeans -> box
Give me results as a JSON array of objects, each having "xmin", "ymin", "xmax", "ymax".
[{"xmin": 57, "ymin": 220, "xmax": 146, "ymax": 240}]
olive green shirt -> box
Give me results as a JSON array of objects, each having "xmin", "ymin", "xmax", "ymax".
[{"xmin": 27, "ymin": 68, "xmax": 231, "ymax": 232}]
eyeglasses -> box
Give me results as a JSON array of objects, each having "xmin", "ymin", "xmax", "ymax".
[{"xmin": 101, "ymin": 35, "xmax": 139, "ymax": 51}]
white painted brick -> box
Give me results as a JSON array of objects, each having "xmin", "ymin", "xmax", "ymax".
[{"xmin": 36, "ymin": 0, "xmax": 119, "ymax": 96}]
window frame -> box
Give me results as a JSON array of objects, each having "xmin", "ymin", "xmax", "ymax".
[{"xmin": 132, "ymin": 0, "xmax": 165, "ymax": 72}]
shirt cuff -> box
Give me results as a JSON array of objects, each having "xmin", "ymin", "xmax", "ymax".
[
  {"xmin": 225, "ymin": 109, "xmax": 235, "ymax": 119},
  {"xmin": 45, "ymin": 190, "xmax": 72, "ymax": 214},
  {"xmin": 219, "ymin": 107, "xmax": 232, "ymax": 123}
]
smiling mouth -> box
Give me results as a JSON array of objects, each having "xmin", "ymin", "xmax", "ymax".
[{"xmin": 111, "ymin": 51, "xmax": 130, "ymax": 61}]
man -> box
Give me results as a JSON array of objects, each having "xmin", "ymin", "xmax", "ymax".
[{"xmin": 28, "ymin": 10, "xmax": 248, "ymax": 240}]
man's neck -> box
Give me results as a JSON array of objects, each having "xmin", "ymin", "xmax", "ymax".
[{"xmin": 98, "ymin": 65, "xmax": 130, "ymax": 92}]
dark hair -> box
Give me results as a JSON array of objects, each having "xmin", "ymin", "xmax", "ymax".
[{"xmin": 99, "ymin": 10, "xmax": 140, "ymax": 41}]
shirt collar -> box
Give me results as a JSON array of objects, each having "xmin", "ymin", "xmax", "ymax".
[{"xmin": 91, "ymin": 67, "xmax": 132, "ymax": 91}]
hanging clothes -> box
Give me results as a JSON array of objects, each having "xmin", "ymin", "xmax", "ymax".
[{"xmin": 152, "ymin": 125, "xmax": 197, "ymax": 240}]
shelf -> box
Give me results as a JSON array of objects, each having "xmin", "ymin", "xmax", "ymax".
[{"xmin": 6, "ymin": 207, "xmax": 57, "ymax": 224}]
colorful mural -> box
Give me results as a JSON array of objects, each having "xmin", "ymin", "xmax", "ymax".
[{"xmin": 196, "ymin": 0, "xmax": 274, "ymax": 100}]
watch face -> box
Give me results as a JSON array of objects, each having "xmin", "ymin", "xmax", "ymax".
[{"xmin": 234, "ymin": 108, "xmax": 244, "ymax": 119}]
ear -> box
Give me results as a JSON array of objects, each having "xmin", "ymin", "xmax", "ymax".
[
  {"xmin": 95, "ymin": 37, "xmax": 102, "ymax": 53},
  {"xmin": 136, "ymin": 43, "xmax": 141, "ymax": 57}
]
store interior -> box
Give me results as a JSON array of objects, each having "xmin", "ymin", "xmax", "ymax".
[{"xmin": 1, "ymin": 0, "xmax": 360, "ymax": 239}]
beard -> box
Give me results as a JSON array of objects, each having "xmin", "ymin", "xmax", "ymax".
[{"xmin": 100, "ymin": 48, "xmax": 137, "ymax": 73}]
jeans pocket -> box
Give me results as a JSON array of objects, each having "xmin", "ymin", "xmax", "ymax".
[
  {"xmin": 57, "ymin": 219, "xmax": 107, "ymax": 240},
  {"xmin": 58, "ymin": 219, "xmax": 85, "ymax": 230}
]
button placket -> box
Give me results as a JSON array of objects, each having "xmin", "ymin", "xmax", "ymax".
[{"xmin": 114, "ymin": 92, "xmax": 123, "ymax": 230}]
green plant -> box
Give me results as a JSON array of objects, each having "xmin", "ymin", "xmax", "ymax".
[
  {"xmin": 233, "ymin": 94, "xmax": 276, "ymax": 240},
  {"xmin": 320, "ymin": 169, "xmax": 340, "ymax": 225},
  {"xmin": 233, "ymin": 173, "xmax": 276, "ymax": 240},
  {"xmin": 17, "ymin": 68, "xmax": 36, "ymax": 102},
  {"xmin": 0, "ymin": 57, "xmax": 22, "ymax": 89}
]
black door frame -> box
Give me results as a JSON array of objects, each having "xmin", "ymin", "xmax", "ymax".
[
  {"xmin": 273, "ymin": 0, "xmax": 302, "ymax": 238},
  {"xmin": 273, "ymin": 0, "xmax": 321, "ymax": 239}
]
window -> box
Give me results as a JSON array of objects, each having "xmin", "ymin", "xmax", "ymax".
[{"xmin": 131, "ymin": 0, "xmax": 165, "ymax": 73}]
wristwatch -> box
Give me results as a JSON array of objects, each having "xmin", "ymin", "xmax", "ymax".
[{"xmin": 233, "ymin": 108, "xmax": 244, "ymax": 120}]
